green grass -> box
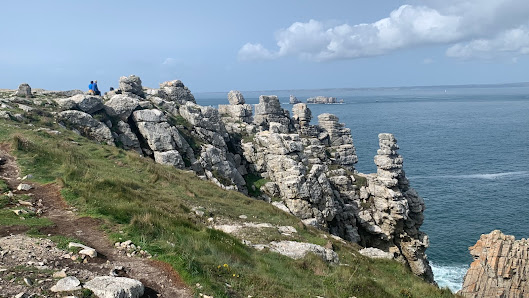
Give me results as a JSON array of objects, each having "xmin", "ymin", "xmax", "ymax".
[
  {"xmin": 0, "ymin": 209, "xmax": 53, "ymax": 227},
  {"xmin": 0, "ymin": 116, "xmax": 455, "ymax": 298}
]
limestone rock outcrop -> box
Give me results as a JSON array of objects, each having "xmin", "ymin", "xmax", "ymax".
[
  {"xmin": 219, "ymin": 90, "xmax": 253, "ymax": 125},
  {"xmin": 254, "ymin": 95, "xmax": 293, "ymax": 132},
  {"xmin": 459, "ymin": 230, "xmax": 529, "ymax": 298},
  {"xmin": 48, "ymin": 75, "xmax": 433, "ymax": 283},
  {"xmin": 119, "ymin": 75, "xmax": 144, "ymax": 98},
  {"xmin": 145, "ymin": 80, "xmax": 196, "ymax": 105},
  {"xmin": 15, "ymin": 83, "xmax": 32, "ymax": 98},
  {"xmin": 57, "ymin": 110, "xmax": 114, "ymax": 146},
  {"xmin": 55, "ymin": 94, "xmax": 104, "ymax": 114}
]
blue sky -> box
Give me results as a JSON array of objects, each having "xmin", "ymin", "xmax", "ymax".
[{"xmin": 1, "ymin": 0, "xmax": 528, "ymax": 92}]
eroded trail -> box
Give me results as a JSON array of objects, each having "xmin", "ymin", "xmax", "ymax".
[{"xmin": 0, "ymin": 144, "xmax": 191, "ymax": 297}]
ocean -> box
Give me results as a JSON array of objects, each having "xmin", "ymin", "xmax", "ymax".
[{"xmin": 194, "ymin": 85, "xmax": 529, "ymax": 292}]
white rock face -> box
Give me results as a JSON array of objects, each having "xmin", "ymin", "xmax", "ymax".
[
  {"xmin": 132, "ymin": 109, "xmax": 167, "ymax": 123},
  {"xmin": 68, "ymin": 242, "xmax": 97, "ymax": 258},
  {"xmin": 103, "ymin": 94, "xmax": 140, "ymax": 120},
  {"xmin": 17, "ymin": 184, "xmax": 32, "ymax": 191},
  {"xmin": 268, "ymin": 241, "xmax": 339, "ymax": 264},
  {"xmin": 57, "ymin": 110, "xmax": 114, "ymax": 146},
  {"xmin": 227, "ymin": 90, "xmax": 245, "ymax": 105},
  {"xmin": 55, "ymin": 94, "xmax": 104, "ymax": 114},
  {"xmin": 84, "ymin": 276, "xmax": 144, "ymax": 298},
  {"xmin": 119, "ymin": 75, "xmax": 144, "ymax": 98},
  {"xmin": 359, "ymin": 247, "xmax": 393, "ymax": 259},
  {"xmin": 50, "ymin": 276, "xmax": 81, "ymax": 292}
]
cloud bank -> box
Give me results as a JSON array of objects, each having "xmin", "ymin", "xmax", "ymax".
[{"xmin": 238, "ymin": 0, "xmax": 529, "ymax": 61}]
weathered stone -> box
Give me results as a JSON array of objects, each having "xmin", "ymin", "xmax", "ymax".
[
  {"xmin": 84, "ymin": 276, "xmax": 144, "ymax": 298},
  {"xmin": 154, "ymin": 150, "xmax": 185, "ymax": 168},
  {"xmin": 17, "ymin": 183, "xmax": 32, "ymax": 191},
  {"xmin": 228, "ymin": 90, "xmax": 245, "ymax": 105},
  {"xmin": 268, "ymin": 240, "xmax": 339, "ymax": 263},
  {"xmin": 103, "ymin": 94, "xmax": 140, "ymax": 120},
  {"xmin": 254, "ymin": 95, "xmax": 293, "ymax": 131},
  {"xmin": 132, "ymin": 109, "xmax": 167, "ymax": 123},
  {"xmin": 459, "ymin": 230, "xmax": 529, "ymax": 298},
  {"xmin": 119, "ymin": 75, "xmax": 144, "ymax": 98},
  {"xmin": 158, "ymin": 80, "xmax": 195, "ymax": 104},
  {"xmin": 58, "ymin": 110, "xmax": 114, "ymax": 145},
  {"xmin": 55, "ymin": 94, "xmax": 104, "ymax": 113},
  {"xmin": 15, "ymin": 83, "xmax": 32, "ymax": 98},
  {"xmin": 50, "ymin": 276, "xmax": 81, "ymax": 292}
]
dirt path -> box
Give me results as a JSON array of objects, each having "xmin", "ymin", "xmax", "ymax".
[{"xmin": 0, "ymin": 144, "xmax": 191, "ymax": 297}]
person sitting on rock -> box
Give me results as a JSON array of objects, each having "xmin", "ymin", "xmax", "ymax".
[
  {"xmin": 88, "ymin": 81, "xmax": 94, "ymax": 94},
  {"xmin": 93, "ymin": 80, "xmax": 101, "ymax": 96}
]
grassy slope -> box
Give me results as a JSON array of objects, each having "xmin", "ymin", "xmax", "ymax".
[{"xmin": 0, "ymin": 116, "xmax": 454, "ymax": 297}]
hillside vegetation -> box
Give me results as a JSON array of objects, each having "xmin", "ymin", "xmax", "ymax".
[{"xmin": 0, "ymin": 93, "xmax": 455, "ymax": 297}]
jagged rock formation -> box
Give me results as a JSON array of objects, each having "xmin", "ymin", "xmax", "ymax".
[
  {"xmin": 15, "ymin": 83, "xmax": 32, "ymax": 98},
  {"xmin": 219, "ymin": 90, "xmax": 253, "ymax": 127},
  {"xmin": 254, "ymin": 95, "xmax": 293, "ymax": 132},
  {"xmin": 459, "ymin": 230, "xmax": 529, "ymax": 298},
  {"xmin": 307, "ymin": 96, "xmax": 337, "ymax": 104},
  {"xmin": 289, "ymin": 95, "xmax": 301, "ymax": 104},
  {"xmin": 46, "ymin": 75, "xmax": 433, "ymax": 282}
]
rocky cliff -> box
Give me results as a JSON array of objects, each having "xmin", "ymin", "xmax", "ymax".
[
  {"xmin": 6, "ymin": 75, "xmax": 434, "ymax": 282},
  {"xmin": 459, "ymin": 230, "xmax": 529, "ymax": 298}
]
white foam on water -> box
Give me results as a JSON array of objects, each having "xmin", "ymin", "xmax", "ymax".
[
  {"xmin": 431, "ymin": 263, "xmax": 469, "ymax": 293},
  {"xmin": 410, "ymin": 171, "xmax": 529, "ymax": 180}
]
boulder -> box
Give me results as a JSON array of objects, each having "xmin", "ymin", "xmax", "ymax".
[
  {"xmin": 359, "ymin": 247, "xmax": 393, "ymax": 259},
  {"xmin": 103, "ymin": 94, "xmax": 140, "ymax": 120},
  {"xmin": 132, "ymin": 109, "xmax": 167, "ymax": 123},
  {"xmin": 119, "ymin": 75, "xmax": 144, "ymax": 98},
  {"xmin": 15, "ymin": 83, "xmax": 32, "ymax": 98},
  {"xmin": 55, "ymin": 94, "xmax": 103, "ymax": 114},
  {"xmin": 50, "ymin": 276, "xmax": 81, "ymax": 292},
  {"xmin": 268, "ymin": 240, "xmax": 339, "ymax": 263},
  {"xmin": 154, "ymin": 150, "xmax": 185, "ymax": 168},
  {"xmin": 84, "ymin": 276, "xmax": 144, "ymax": 298},
  {"xmin": 228, "ymin": 90, "xmax": 245, "ymax": 105},
  {"xmin": 158, "ymin": 80, "xmax": 196, "ymax": 104},
  {"xmin": 58, "ymin": 110, "xmax": 114, "ymax": 145}
]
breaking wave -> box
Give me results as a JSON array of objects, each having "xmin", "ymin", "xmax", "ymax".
[
  {"xmin": 410, "ymin": 171, "xmax": 529, "ymax": 180},
  {"xmin": 431, "ymin": 263, "xmax": 469, "ymax": 293}
]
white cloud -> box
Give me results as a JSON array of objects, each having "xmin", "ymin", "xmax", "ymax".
[
  {"xmin": 238, "ymin": 0, "xmax": 529, "ymax": 61},
  {"xmin": 162, "ymin": 58, "xmax": 177, "ymax": 65},
  {"xmin": 238, "ymin": 43, "xmax": 277, "ymax": 61},
  {"xmin": 447, "ymin": 26, "xmax": 529, "ymax": 59}
]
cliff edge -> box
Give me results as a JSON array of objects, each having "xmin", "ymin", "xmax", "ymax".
[{"xmin": 459, "ymin": 230, "xmax": 529, "ymax": 298}]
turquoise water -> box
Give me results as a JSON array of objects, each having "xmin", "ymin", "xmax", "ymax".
[{"xmin": 195, "ymin": 86, "xmax": 529, "ymax": 291}]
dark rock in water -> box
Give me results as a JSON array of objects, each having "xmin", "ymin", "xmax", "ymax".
[{"xmin": 459, "ymin": 230, "xmax": 529, "ymax": 297}]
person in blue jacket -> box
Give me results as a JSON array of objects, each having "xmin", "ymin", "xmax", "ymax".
[
  {"xmin": 93, "ymin": 80, "xmax": 100, "ymax": 95},
  {"xmin": 88, "ymin": 81, "xmax": 94, "ymax": 94}
]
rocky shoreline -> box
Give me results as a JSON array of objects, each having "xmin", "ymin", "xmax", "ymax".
[{"xmin": 3, "ymin": 76, "xmax": 434, "ymax": 283}]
